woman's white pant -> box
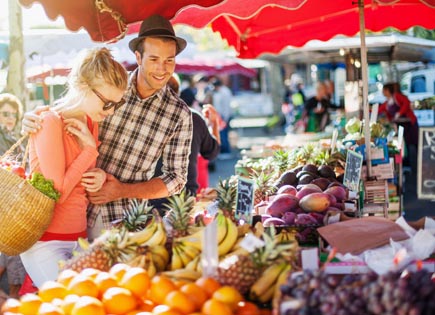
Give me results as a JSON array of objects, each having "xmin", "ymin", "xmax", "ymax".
[{"xmin": 20, "ymin": 240, "xmax": 77, "ymax": 288}]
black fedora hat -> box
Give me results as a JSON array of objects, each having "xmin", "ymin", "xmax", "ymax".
[{"xmin": 128, "ymin": 15, "xmax": 187, "ymax": 55}]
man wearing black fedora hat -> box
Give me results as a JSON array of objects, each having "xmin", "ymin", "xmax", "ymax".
[{"xmin": 22, "ymin": 15, "xmax": 193, "ymax": 238}]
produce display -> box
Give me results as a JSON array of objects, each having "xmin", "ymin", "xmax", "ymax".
[{"xmin": 279, "ymin": 269, "xmax": 435, "ymax": 315}]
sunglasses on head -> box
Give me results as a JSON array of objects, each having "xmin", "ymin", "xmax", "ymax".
[
  {"xmin": 91, "ymin": 88, "xmax": 126, "ymax": 111},
  {"xmin": 0, "ymin": 112, "xmax": 18, "ymax": 118}
]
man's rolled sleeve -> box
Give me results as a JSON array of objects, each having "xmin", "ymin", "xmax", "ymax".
[{"xmin": 160, "ymin": 109, "xmax": 193, "ymax": 195}]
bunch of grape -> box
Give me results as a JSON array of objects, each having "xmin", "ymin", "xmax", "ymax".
[{"xmin": 279, "ymin": 270, "xmax": 435, "ymax": 315}]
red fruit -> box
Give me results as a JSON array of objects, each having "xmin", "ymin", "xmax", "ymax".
[{"xmin": 11, "ymin": 166, "xmax": 26, "ymax": 178}]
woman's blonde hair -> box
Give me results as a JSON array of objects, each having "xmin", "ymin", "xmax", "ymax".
[{"xmin": 58, "ymin": 48, "xmax": 128, "ymax": 108}]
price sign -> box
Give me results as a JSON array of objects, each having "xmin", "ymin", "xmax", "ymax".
[
  {"xmin": 417, "ymin": 128, "xmax": 435, "ymax": 199},
  {"xmin": 343, "ymin": 150, "xmax": 363, "ymax": 192},
  {"xmin": 235, "ymin": 177, "xmax": 255, "ymax": 224}
]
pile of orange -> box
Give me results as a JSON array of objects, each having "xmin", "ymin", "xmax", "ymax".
[{"xmin": 0, "ymin": 264, "xmax": 261, "ymax": 315}]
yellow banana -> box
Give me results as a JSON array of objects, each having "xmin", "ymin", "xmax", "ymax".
[
  {"xmin": 176, "ymin": 245, "xmax": 195, "ymax": 267},
  {"xmin": 217, "ymin": 217, "xmax": 238, "ymax": 256},
  {"xmin": 257, "ymin": 282, "xmax": 276, "ymax": 303},
  {"xmin": 146, "ymin": 259, "xmax": 157, "ymax": 277},
  {"xmin": 170, "ymin": 246, "xmax": 184, "ymax": 270},
  {"xmin": 249, "ymin": 262, "xmax": 288, "ymax": 300},
  {"xmin": 178, "ymin": 242, "xmax": 201, "ymax": 260},
  {"xmin": 176, "ymin": 213, "xmax": 228, "ymax": 251},
  {"xmin": 225, "ymin": 246, "xmax": 249, "ymax": 257},
  {"xmin": 273, "ymin": 264, "xmax": 292, "ymax": 305},
  {"xmin": 185, "ymin": 255, "xmax": 200, "ymax": 271},
  {"xmin": 144, "ymin": 221, "xmax": 167, "ymax": 247},
  {"xmin": 151, "ymin": 252, "xmax": 167, "ymax": 272},
  {"xmin": 150, "ymin": 245, "xmax": 170, "ymax": 265},
  {"xmin": 128, "ymin": 218, "xmax": 158, "ymax": 245}
]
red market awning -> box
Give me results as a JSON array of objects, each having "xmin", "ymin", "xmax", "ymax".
[
  {"xmin": 171, "ymin": 0, "xmax": 435, "ymax": 58},
  {"xmin": 27, "ymin": 68, "xmax": 71, "ymax": 83},
  {"xmin": 18, "ymin": 0, "xmax": 225, "ymax": 42},
  {"xmin": 175, "ymin": 58, "xmax": 257, "ymax": 77}
]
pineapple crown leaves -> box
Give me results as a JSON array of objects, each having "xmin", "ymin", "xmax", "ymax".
[
  {"xmin": 163, "ymin": 188, "xmax": 195, "ymax": 214},
  {"xmin": 216, "ymin": 177, "xmax": 237, "ymax": 212},
  {"xmin": 249, "ymin": 170, "xmax": 277, "ymax": 196},
  {"xmin": 121, "ymin": 199, "xmax": 154, "ymax": 231},
  {"xmin": 250, "ymin": 226, "xmax": 298, "ymax": 267}
]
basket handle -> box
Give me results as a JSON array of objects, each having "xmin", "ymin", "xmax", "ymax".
[{"xmin": 0, "ymin": 134, "xmax": 30, "ymax": 169}]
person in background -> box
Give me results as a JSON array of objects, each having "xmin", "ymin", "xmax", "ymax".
[
  {"xmin": 212, "ymin": 78, "xmax": 233, "ymax": 156},
  {"xmin": 0, "ymin": 93, "xmax": 22, "ymax": 154},
  {"xmin": 154, "ymin": 75, "xmax": 220, "ymax": 199},
  {"xmin": 19, "ymin": 48, "xmax": 128, "ymax": 287},
  {"xmin": 302, "ymin": 82, "xmax": 331, "ymax": 132},
  {"xmin": 22, "ymin": 15, "xmax": 193, "ymax": 241},
  {"xmin": 0, "ymin": 93, "xmax": 26, "ymax": 298},
  {"xmin": 379, "ymin": 82, "xmax": 419, "ymax": 169}
]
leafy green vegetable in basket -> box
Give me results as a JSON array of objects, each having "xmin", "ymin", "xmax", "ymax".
[{"xmin": 28, "ymin": 172, "xmax": 61, "ymax": 202}]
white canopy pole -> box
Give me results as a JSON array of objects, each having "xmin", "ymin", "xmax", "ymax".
[{"xmin": 359, "ymin": 0, "xmax": 372, "ymax": 177}]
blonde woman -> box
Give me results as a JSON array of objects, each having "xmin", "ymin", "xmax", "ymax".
[{"xmin": 20, "ymin": 48, "xmax": 128, "ymax": 287}]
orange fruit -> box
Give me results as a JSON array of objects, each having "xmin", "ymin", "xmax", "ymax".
[
  {"xmin": 120, "ymin": 267, "xmax": 151, "ymax": 298},
  {"xmin": 102, "ymin": 287, "xmax": 138, "ymax": 315},
  {"xmin": 235, "ymin": 301, "xmax": 260, "ymax": 315},
  {"xmin": 71, "ymin": 296, "xmax": 105, "ymax": 315},
  {"xmin": 37, "ymin": 302, "xmax": 65, "ymax": 315},
  {"xmin": 67, "ymin": 275, "xmax": 99, "ymax": 298},
  {"xmin": 38, "ymin": 281, "xmax": 68, "ymax": 302},
  {"xmin": 138, "ymin": 299, "xmax": 155, "ymax": 312},
  {"xmin": 173, "ymin": 280, "xmax": 188, "ymax": 289},
  {"xmin": 1, "ymin": 298, "xmax": 21, "ymax": 313},
  {"xmin": 179, "ymin": 283, "xmax": 208, "ymax": 310},
  {"xmin": 126, "ymin": 311, "xmax": 153, "ymax": 315},
  {"xmin": 201, "ymin": 299, "xmax": 232, "ymax": 315},
  {"xmin": 195, "ymin": 278, "xmax": 221, "ymax": 298},
  {"xmin": 109, "ymin": 263, "xmax": 131, "ymax": 282},
  {"xmin": 212, "ymin": 286, "xmax": 243, "ymax": 310},
  {"xmin": 164, "ymin": 290, "xmax": 196, "ymax": 314},
  {"xmin": 57, "ymin": 269, "xmax": 79, "ymax": 287},
  {"xmin": 18, "ymin": 294, "xmax": 43, "ymax": 315},
  {"xmin": 60, "ymin": 294, "xmax": 80, "ymax": 314},
  {"xmin": 152, "ymin": 305, "xmax": 183, "ymax": 315},
  {"xmin": 79, "ymin": 268, "xmax": 100, "ymax": 280},
  {"xmin": 148, "ymin": 276, "xmax": 177, "ymax": 305},
  {"xmin": 94, "ymin": 271, "xmax": 118, "ymax": 296}
]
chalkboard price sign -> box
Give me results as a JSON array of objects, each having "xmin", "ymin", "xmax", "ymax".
[
  {"xmin": 235, "ymin": 177, "xmax": 255, "ymax": 225},
  {"xmin": 417, "ymin": 127, "xmax": 435, "ymax": 199},
  {"xmin": 344, "ymin": 150, "xmax": 363, "ymax": 192}
]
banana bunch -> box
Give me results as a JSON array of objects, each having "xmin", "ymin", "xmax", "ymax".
[
  {"xmin": 128, "ymin": 215, "xmax": 168, "ymax": 247},
  {"xmin": 150, "ymin": 245, "xmax": 170, "ymax": 272},
  {"xmin": 249, "ymin": 262, "xmax": 291, "ymax": 303},
  {"xmin": 172, "ymin": 212, "xmax": 239, "ymax": 267},
  {"xmin": 161, "ymin": 269, "xmax": 202, "ymax": 283},
  {"xmin": 275, "ymin": 229, "xmax": 297, "ymax": 243},
  {"xmin": 170, "ymin": 241, "xmax": 201, "ymax": 271},
  {"xmin": 124, "ymin": 251, "xmax": 157, "ymax": 277}
]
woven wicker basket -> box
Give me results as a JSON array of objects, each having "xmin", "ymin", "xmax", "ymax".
[{"xmin": 0, "ymin": 136, "xmax": 55, "ymax": 256}]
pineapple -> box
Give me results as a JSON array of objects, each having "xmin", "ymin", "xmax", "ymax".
[
  {"xmin": 62, "ymin": 229, "xmax": 138, "ymax": 272},
  {"xmin": 215, "ymin": 226, "xmax": 297, "ymax": 294},
  {"xmin": 216, "ymin": 178, "xmax": 237, "ymax": 219},
  {"xmin": 121, "ymin": 200, "xmax": 153, "ymax": 231},
  {"xmin": 273, "ymin": 150, "xmax": 290, "ymax": 176},
  {"xmin": 164, "ymin": 189, "xmax": 195, "ymax": 238},
  {"xmin": 250, "ymin": 170, "xmax": 276, "ymax": 205}
]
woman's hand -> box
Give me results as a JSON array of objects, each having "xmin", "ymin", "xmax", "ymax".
[
  {"xmin": 21, "ymin": 105, "xmax": 50, "ymax": 135},
  {"xmin": 82, "ymin": 168, "xmax": 106, "ymax": 192},
  {"xmin": 64, "ymin": 118, "xmax": 96, "ymax": 149}
]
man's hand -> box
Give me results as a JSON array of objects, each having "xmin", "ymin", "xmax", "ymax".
[
  {"xmin": 87, "ymin": 173, "xmax": 122, "ymax": 204},
  {"xmin": 21, "ymin": 105, "xmax": 50, "ymax": 135}
]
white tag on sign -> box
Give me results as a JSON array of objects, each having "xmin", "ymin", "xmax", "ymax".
[
  {"xmin": 398, "ymin": 126, "xmax": 404, "ymax": 151},
  {"xmin": 370, "ymin": 103, "xmax": 379, "ymax": 124},
  {"xmin": 201, "ymin": 220, "xmax": 218, "ymax": 277},
  {"xmin": 301, "ymin": 248, "xmax": 319, "ymax": 271},
  {"xmin": 240, "ymin": 233, "xmax": 265, "ymax": 253}
]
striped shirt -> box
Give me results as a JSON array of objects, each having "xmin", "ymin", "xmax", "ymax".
[{"xmin": 87, "ymin": 70, "xmax": 193, "ymax": 228}]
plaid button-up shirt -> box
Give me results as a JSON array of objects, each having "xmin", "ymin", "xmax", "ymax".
[{"xmin": 87, "ymin": 70, "xmax": 193, "ymax": 228}]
